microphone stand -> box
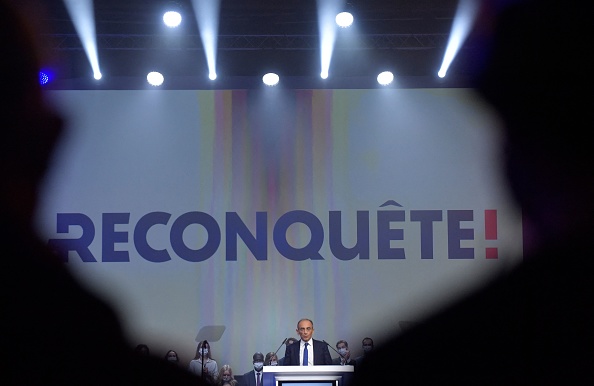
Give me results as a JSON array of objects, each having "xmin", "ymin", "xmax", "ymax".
[
  {"xmin": 323, "ymin": 340, "xmax": 348, "ymax": 365},
  {"xmin": 274, "ymin": 338, "xmax": 288, "ymax": 357},
  {"xmin": 201, "ymin": 340, "xmax": 208, "ymax": 381}
]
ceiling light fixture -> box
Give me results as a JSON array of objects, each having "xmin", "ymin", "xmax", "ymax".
[
  {"xmin": 377, "ymin": 71, "xmax": 394, "ymax": 86},
  {"xmin": 147, "ymin": 71, "xmax": 164, "ymax": 86},
  {"xmin": 163, "ymin": 11, "xmax": 182, "ymax": 28},
  {"xmin": 163, "ymin": 2, "xmax": 183, "ymax": 28},
  {"xmin": 262, "ymin": 73, "xmax": 280, "ymax": 86},
  {"xmin": 335, "ymin": 11, "xmax": 353, "ymax": 28}
]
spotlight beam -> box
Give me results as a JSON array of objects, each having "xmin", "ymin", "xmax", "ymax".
[
  {"xmin": 191, "ymin": 0, "xmax": 221, "ymax": 80},
  {"xmin": 317, "ymin": 0, "xmax": 343, "ymax": 79},
  {"xmin": 62, "ymin": 0, "xmax": 101, "ymax": 79},
  {"xmin": 438, "ymin": 0, "xmax": 479, "ymax": 78}
]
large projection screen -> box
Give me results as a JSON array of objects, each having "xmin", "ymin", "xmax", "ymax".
[{"xmin": 37, "ymin": 88, "xmax": 522, "ymax": 373}]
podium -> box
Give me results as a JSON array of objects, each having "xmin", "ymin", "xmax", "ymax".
[{"xmin": 262, "ymin": 366, "xmax": 354, "ymax": 386}]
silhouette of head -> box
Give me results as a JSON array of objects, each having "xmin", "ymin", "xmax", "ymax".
[
  {"xmin": 476, "ymin": 0, "xmax": 594, "ymax": 246},
  {"xmin": 0, "ymin": 0, "xmax": 62, "ymax": 225}
]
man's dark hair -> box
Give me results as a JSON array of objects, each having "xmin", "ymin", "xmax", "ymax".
[{"xmin": 336, "ymin": 340, "xmax": 349, "ymax": 349}]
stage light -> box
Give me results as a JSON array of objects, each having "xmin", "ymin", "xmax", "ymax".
[
  {"xmin": 39, "ymin": 71, "xmax": 49, "ymax": 85},
  {"xmin": 335, "ymin": 11, "xmax": 353, "ymax": 28},
  {"xmin": 438, "ymin": 0, "xmax": 479, "ymax": 78},
  {"xmin": 147, "ymin": 71, "xmax": 164, "ymax": 86},
  {"xmin": 262, "ymin": 73, "xmax": 279, "ymax": 87},
  {"xmin": 377, "ymin": 71, "xmax": 394, "ymax": 86},
  {"xmin": 62, "ymin": 0, "xmax": 101, "ymax": 83},
  {"xmin": 94, "ymin": 71, "xmax": 102, "ymax": 80},
  {"xmin": 209, "ymin": 72, "xmax": 217, "ymax": 80},
  {"xmin": 191, "ymin": 0, "xmax": 221, "ymax": 90},
  {"xmin": 318, "ymin": 0, "xmax": 342, "ymax": 88},
  {"xmin": 163, "ymin": 11, "xmax": 182, "ymax": 28},
  {"xmin": 320, "ymin": 70, "xmax": 329, "ymax": 79}
]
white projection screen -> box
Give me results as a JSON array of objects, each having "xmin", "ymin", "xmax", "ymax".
[{"xmin": 36, "ymin": 88, "xmax": 523, "ymax": 373}]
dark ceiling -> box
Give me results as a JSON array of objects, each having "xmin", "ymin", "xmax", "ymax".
[{"xmin": 37, "ymin": 0, "xmax": 486, "ymax": 88}]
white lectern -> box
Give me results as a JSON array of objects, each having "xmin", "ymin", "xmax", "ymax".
[{"xmin": 262, "ymin": 365, "xmax": 354, "ymax": 386}]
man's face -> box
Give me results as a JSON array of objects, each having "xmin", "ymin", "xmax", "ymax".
[
  {"xmin": 337, "ymin": 342, "xmax": 350, "ymax": 359},
  {"xmin": 362, "ymin": 339, "xmax": 373, "ymax": 353},
  {"xmin": 253, "ymin": 354, "xmax": 264, "ymax": 371},
  {"xmin": 296, "ymin": 320, "xmax": 314, "ymax": 341}
]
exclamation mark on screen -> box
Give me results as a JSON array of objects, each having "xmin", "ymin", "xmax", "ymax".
[{"xmin": 485, "ymin": 209, "xmax": 498, "ymax": 259}]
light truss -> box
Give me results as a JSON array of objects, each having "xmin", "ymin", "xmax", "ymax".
[{"xmin": 44, "ymin": 33, "xmax": 449, "ymax": 51}]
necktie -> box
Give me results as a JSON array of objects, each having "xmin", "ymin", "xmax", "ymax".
[
  {"xmin": 257, "ymin": 372, "xmax": 261, "ymax": 386},
  {"xmin": 303, "ymin": 342, "xmax": 309, "ymax": 366}
]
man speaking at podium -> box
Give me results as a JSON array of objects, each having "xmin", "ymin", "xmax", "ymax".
[{"xmin": 284, "ymin": 319, "xmax": 333, "ymax": 366}]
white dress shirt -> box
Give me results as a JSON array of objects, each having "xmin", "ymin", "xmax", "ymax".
[{"xmin": 300, "ymin": 339, "xmax": 314, "ymax": 366}]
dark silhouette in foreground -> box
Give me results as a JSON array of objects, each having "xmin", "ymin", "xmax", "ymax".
[
  {"xmin": 351, "ymin": 0, "xmax": 594, "ymax": 384},
  {"xmin": 1, "ymin": 1, "xmax": 206, "ymax": 384}
]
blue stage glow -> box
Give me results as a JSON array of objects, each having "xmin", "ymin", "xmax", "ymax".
[{"xmin": 39, "ymin": 71, "xmax": 50, "ymax": 85}]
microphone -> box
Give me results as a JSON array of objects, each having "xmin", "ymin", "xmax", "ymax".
[
  {"xmin": 322, "ymin": 340, "xmax": 347, "ymax": 362},
  {"xmin": 274, "ymin": 338, "xmax": 288, "ymax": 356},
  {"xmin": 201, "ymin": 340, "xmax": 208, "ymax": 374}
]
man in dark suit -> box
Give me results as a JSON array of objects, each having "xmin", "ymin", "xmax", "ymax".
[
  {"xmin": 331, "ymin": 340, "xmax": 356, "ymax": 367},
  {"xmin": 353, "ymin": 337, "xmax": 373, "ymax": 366},
  {"xmin": 241, "ymin": 352, "xmax": 265, "ymax": 386},
  {"xmin": 283, "ymin": 319, "xmax": 333, "ymax": 365}
]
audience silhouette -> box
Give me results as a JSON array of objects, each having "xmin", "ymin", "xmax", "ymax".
[
  {"xmin": 351, "ymin": 0, "xmax": 594, "ymax": 383},
  {"xmin": 1, "ymin": 1, "xmax": 206, "ymax": 384}
]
